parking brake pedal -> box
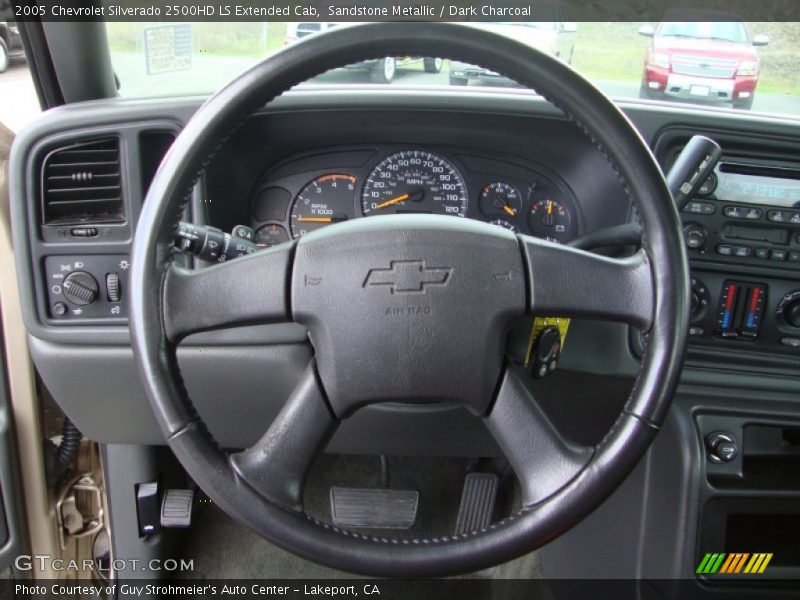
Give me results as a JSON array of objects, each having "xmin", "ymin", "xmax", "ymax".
[
  {"xmin": 330, "ymin": 488, "xmax": 418, "ymax": 528},
  {"xmin": 455, "ymin": 473, "xmax": 498, "ymax": 535}
]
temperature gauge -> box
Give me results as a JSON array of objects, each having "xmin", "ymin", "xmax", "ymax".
[{"xmin": 529, "ymin": 199, "xmax": 575, "ymax": 241}]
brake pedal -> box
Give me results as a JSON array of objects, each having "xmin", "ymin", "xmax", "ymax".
[
  {"xmin": 330, "ymin": 487, "xmax": 418, "ymax": 529},
  {"xmin": 455, "ymin": 472, "xmax": 498, "ymax": 534}
]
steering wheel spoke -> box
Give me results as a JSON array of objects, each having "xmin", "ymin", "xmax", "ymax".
[
  {"xmin": 162, "ymin": 242, "xmax": 294, "ymax": 342},
  {"xmin": 485, "ymin": 366, "xmax": 593, "ymax": 506},
  {"xmin": 230, "ymin": 363, "xmax": 336, "ymax": 512},
  {"xmin": 521, "ymin": 236, "xmax": 654, "ymax": 330}
]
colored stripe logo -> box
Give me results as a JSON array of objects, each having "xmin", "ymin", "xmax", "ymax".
[{"xmin": 696, "ymin": 553, "xmax": 773, "ymax": 574}]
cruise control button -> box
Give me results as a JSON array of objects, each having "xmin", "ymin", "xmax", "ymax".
[
  {"xmin": 755, "ymin": 248, "xmax": 770, "ymax": 259},
  {"xmin": 716, "ymin": 244, "xmax": 734, "ymax": 256}
]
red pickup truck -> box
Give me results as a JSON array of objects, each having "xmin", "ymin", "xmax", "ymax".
[{"xmin": 638, "ymin": 21, "xmax": 769, "ymax": 110}]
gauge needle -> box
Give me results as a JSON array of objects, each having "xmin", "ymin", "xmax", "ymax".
[
  {"xmin": 375, "ymin": 192, "xmax": 411, "ymax": 210},
  {"xmin": 544, "ymin": 199, "xmax": 554, "ymax": 225},
  {"xmin": 296, "ymin": 216, "xmax": 348, "ymax": 223},
  {"xmin": 502, "ymin": 203, "xmax": 517, "ymax": 217}
]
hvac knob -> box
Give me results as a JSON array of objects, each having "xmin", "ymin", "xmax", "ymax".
[
  {"xmin": 62, "ymin": 271, "xmax": 99, "ymax": 306},
  {"xmin": 783, "ymin": 301, "xmax": 800, "ymax": 328},
  {"xmin": 683, "ymin": 223, "xmax": 707, "ymax": 250}
]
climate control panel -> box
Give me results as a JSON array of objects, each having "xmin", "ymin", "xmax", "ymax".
[
  {"xmin": 45, "ymin": 255, "xmax": 129, "ymax": 321},
  {"xmin": 687, "ymin": 269, "xmax": 800, "ymax": 355}
]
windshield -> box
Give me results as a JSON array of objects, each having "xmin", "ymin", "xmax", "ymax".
[
  {"xmin": 104, "ymin": 21, "xmax": 799, "ymax": 118},
  {"xmin": 657, "ymin": 22, "xmax": 749, "ymax": 43}
]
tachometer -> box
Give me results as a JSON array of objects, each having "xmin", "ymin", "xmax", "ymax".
[
  {"xmin": 289, "ymin": 173, "xmax": 356, "ymax": 239},
  {"xmin": 361, "ymin": 151, "xmax": 468, "ymax": 217}
]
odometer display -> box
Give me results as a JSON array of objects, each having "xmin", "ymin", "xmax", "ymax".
[{"xmin": 361, "ymin": 151, "xmax": 468, "ymax": 218}]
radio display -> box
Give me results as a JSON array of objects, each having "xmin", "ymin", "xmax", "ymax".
[{"xmin": 715, "ymin": 166, "xmax": 800, "ymax": 208}]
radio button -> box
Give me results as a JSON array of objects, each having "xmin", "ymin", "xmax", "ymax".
[
  {"xmin": 684, "ymin": 201, "xmax": 716, "ymax": 215},
  {"xmin": 744, "ymin": 208, "xmax": 762, "ymax": 220},
  {"xmin": 734, "ymin": 245, "xmax": 752, "ymax": 257},
  {"xmin": 789, "ymin": 251, "xmax": 800, "ymax": 263},
  {"xmin": 770, "ymin": 249, "xmax": 788, "ymax": 261},
  {"xmin": 755, "ymin": 247, "xmax": 770, "ymax": 259},
  {"xmin": 716, "ymin": 244, "xmax": 734, "ymax": 256},
  {"xmin": 724, "ymin": 206, "xmax": 744, "ymax": 218},
  {"xmin": 767, "ymin": 210, "xmax": 798, "ymax": 223}
]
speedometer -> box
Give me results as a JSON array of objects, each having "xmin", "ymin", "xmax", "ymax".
[{"xmin": 361, "ymin": 151, "xmax": 468, "ymax": 218}]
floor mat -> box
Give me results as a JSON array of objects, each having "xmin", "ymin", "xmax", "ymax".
[{"xmin": 178, "ymin": 454, "xmax": 545, "ymax": 585}]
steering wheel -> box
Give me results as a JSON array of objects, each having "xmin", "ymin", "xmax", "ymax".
[{"xmin": 130, "ymin": 22, "xmax": 689, "ymax": 577}]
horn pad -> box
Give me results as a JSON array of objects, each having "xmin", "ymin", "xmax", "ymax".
[{"xmin": 291, "ymin": 215, "xmax": 526, "ymax": 418}]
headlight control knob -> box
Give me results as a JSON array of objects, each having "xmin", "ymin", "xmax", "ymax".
[{"xmin": 62, "ymin": 271, "xmax": 99, "ymax": 306}]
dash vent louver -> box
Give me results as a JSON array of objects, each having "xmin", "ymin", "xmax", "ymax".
[{"xmin": 41, "ymin": 138, "xmax": 124, "ymax": 225}]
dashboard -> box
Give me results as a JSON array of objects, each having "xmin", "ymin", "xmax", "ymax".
[
  {"xmin": 8, "ymin": 89, "xmax": 800, "ymax": 454},
  {"xmin": 248, "ymin": 146, "xmax": 580, "ymax": 247},
  {"xmin": 9, "ymin": 88, "xmax": 800, "ymax": 591}
]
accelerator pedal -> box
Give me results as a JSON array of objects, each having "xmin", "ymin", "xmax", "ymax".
[
  {"xmin": 455, "ymin": 472, "xmax": 498, "ymax": 534},
  {"xmin": 330, "ymin": 487, "xmax": 418, "ymax": 529}
]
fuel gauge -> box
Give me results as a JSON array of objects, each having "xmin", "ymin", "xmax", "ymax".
[
  {"xmin": 529, "ymin": 198, "xmax": 575, "ymax": 242},
  {"xmin": 254, "ymin": 224, "xmax": 290, "ymax": 247}
]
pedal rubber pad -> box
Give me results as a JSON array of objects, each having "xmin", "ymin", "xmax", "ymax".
[
  {"xmin": 455, "ymin": 473, "xmax": 498, "ymax": 535},
  {"xmin": 330, "ymin": 487, "xmax": 418, "ymax": 529},
  {"xmin": 160, "ymin": 489, "xmax": 194, "ymax": 528}
]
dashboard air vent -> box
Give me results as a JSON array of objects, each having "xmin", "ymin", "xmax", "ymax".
[{"xmin": 41, "ymin": 138, "xmax": 124, "ymax": 225}]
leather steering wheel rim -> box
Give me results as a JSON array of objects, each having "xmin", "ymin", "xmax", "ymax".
[{"xmin": 130, "ymin": 22, "xmax": 689, "ymax": 577}]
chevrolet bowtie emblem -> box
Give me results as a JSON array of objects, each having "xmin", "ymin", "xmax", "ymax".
[{"xmin": 364, "ymin": 260, "xmax": 452, "ymax": 294}]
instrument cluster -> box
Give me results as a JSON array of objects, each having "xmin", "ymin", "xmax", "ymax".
[{"xmin": 248, "ymin": 146, "xmax": 580, "ymax": 247}]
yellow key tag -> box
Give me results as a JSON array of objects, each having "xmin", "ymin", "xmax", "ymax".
[{"xmin": 525, "ymin": 317, "xmax": 571, "ymax": 367}]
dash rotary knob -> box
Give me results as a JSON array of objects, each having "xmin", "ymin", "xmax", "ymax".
[{"xmin": 62, "ymin": 271, "xmax": 99, "ymax": 306}]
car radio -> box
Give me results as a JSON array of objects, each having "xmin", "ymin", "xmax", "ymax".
[{"xmin": 681, "ymin": 160, "xmax": 800, "ymax": 268}]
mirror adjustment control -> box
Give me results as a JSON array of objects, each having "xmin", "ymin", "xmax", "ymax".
[
  {"xmin": 706, "ymin": 432, "xmax": 738, "ymax": 463},
  {"xmin": 62, "ymin": 271, "xmax": 99, "ymax": 306}
]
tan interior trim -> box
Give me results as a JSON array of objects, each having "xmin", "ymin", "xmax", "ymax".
[{"xmin": 0, "ymin": 122, "xmax": 61, "ymax": 577}]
